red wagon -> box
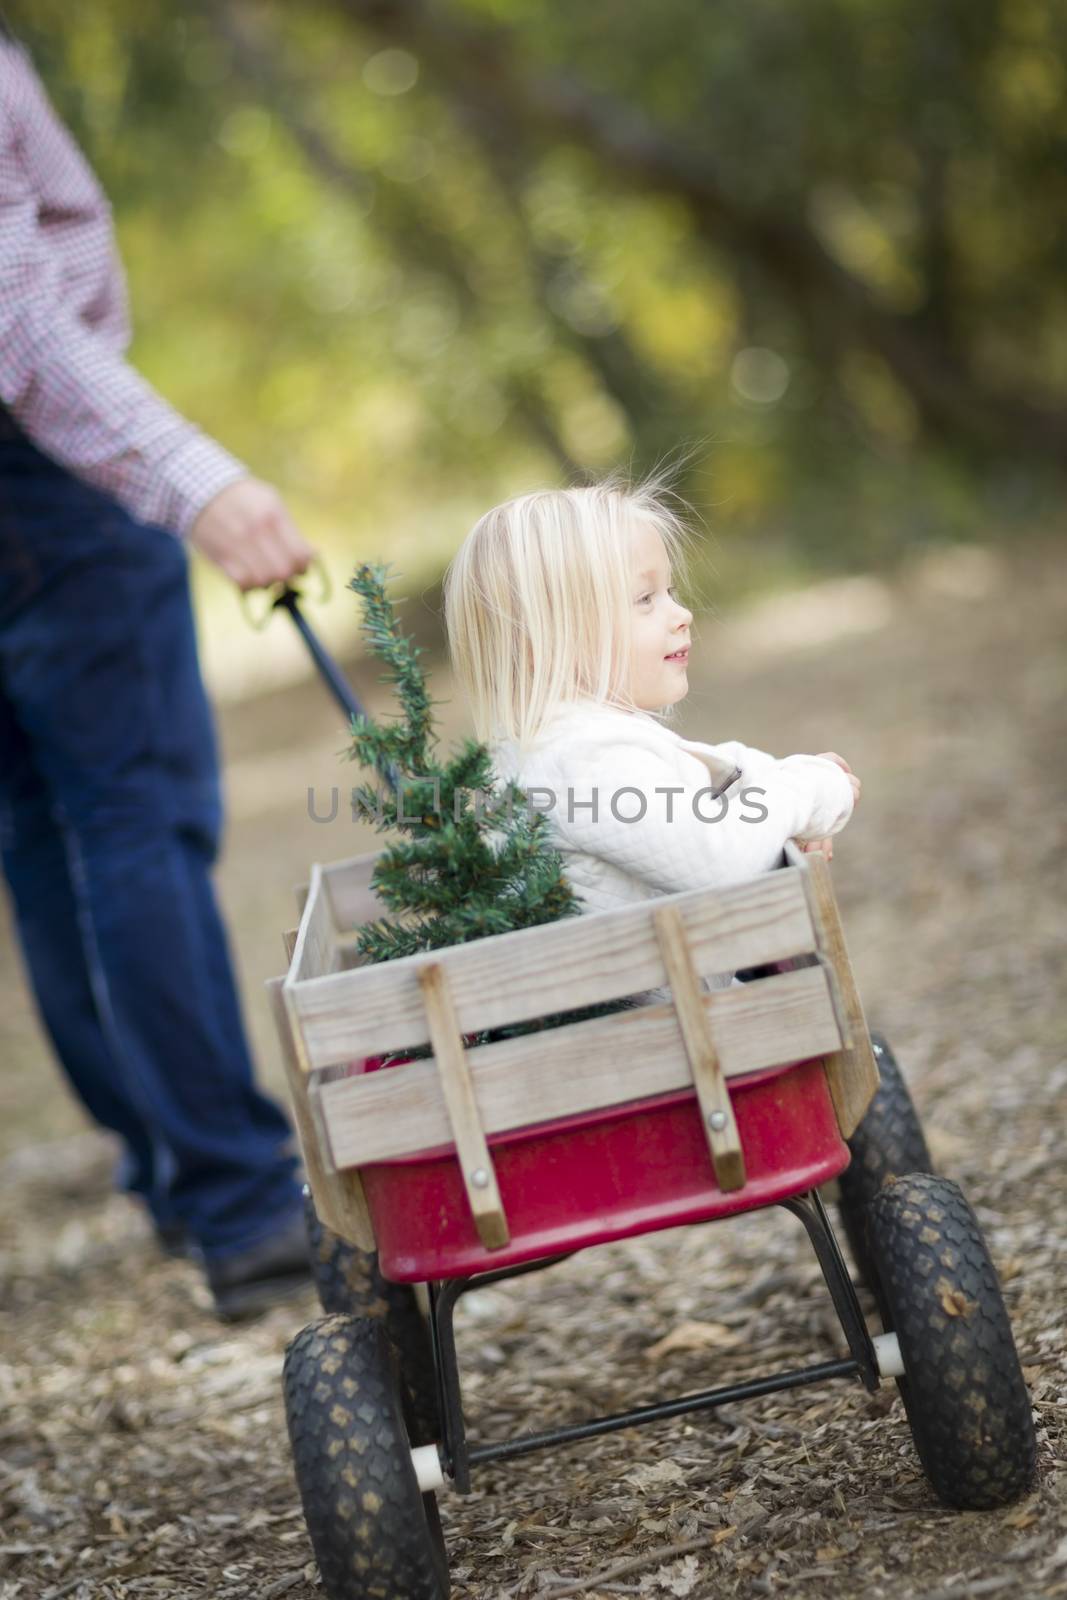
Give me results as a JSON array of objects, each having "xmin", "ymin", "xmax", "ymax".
[{"xmin": 269, "ymin": 837, "xmax": 1036, "ymax": 1599}]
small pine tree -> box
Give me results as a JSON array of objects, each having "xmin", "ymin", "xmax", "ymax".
[
  {"xmin": 345, "ymin": 561, "xmax": 582, "ymax": 964},
  {"xmin": 343, "ymin": 563, "xmax": 632, "ymax": 1060}
]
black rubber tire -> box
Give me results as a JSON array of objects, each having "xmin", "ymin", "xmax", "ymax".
[
  {"xmin": 303, "ymin": 1190, "xmax": 439, "ymax": 1444},
  {"xmin": 866, "ymin": 1173, "xmax": 1037, "ymax": 1510},
  {"xmin": 284, "ymin": 1314, "xmax": 450, "ymax": 1599},
  {"xmin": 838, "ymin": 1032, "xmax": 934, "ymax": 1290}
]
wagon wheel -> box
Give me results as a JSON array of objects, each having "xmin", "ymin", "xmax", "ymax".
[
  {"xmin": 837, "ymin": 1032, "xmax": 933, "ymax": 1292},
  {"xmin": 865, "ymin": 1172, "xmax": 1037, "ymax": 1510},
  {"xmin": 284, "ymin": 1314, "xmax": 450, "ymax": 1600},
  {"xmin": 303, "ymin": 1189, "xmax": 439, "ymax": 1445}
]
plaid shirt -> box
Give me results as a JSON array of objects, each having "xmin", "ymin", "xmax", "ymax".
[{"xmin": 0, "ymin": 38, "xmax": 247, "ymax": 537}]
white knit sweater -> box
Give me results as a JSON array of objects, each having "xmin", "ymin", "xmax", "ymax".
[{"xmin": 489, "ymin": 699, "xmax": 855, "ymax": 997}]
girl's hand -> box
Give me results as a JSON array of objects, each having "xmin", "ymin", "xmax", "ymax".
[
  {"xmin": 817, "ymin": 750, "xmax": 862, "ymax": 807},
  {"xmin": 800, "ymin": 752, "xmax": 863, "ymax": 860}
]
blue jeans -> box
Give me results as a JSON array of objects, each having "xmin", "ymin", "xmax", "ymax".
[{"xmin": 0, "ymin": 408, "xmax": 302, "ymax": 1260}]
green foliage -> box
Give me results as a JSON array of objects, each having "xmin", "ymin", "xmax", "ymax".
[{"xmin": 8, "ymin": 0, "xmax": 1065, "ymax": 598}]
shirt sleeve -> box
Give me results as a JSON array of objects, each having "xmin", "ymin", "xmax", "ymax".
[
  {"xmin": 545, "ymin": 736, "xmax": 855, "ymax": 898},
  {"xmin": 0, "ymin": 96, "xmax": 248, "ymax": 537},
  {"xmin": 704, "ymin": 739, "xmax": 857, "ymax": 843}
]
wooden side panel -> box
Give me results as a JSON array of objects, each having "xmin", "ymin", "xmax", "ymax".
[
  {"xmin": 288, "ymin": 870, "xmax": 819, "ymax": 1071},
  {"xmin": 319, "ymin": 964, "xmax": 843, "ymax": 1170},
  {"xmin": 289, "ymin": 863, "xmax": 339, "ymax": 985},
  {"xmin": 654, "ymin": 903, "xmax": 745, "ymax": 1191},
  {"xmin": 418, "ymin": 963, "xmax": 509, "ymax": 1249},
  {"xmin": 783, "ymin": 840, "xmax": 879, "ymax": 1137},
  {"xmin": 265, "ymin": 977, "xmax": 375, "ymax": 1250},
  {"xmin": 320, "ymin": 848, "xmax": 389, "ymax": 931}
]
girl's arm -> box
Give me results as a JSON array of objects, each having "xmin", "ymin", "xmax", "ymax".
[
  {"xmin": 710, "ymin": 740, "xmax": 857, "ymax": 842},
  {"xmin": 546, "ymin": 737, "xmax": 855, "ymax": 898}
]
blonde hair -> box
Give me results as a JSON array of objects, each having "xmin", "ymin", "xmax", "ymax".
[{"xmin": 442, "ymin": 471, "xmax": 697, "ymax": 752}]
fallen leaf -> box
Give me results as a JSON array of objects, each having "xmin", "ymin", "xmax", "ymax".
[
  {"xmin": 936, "ymin": 1279, "xmax": 976, "ymax": 1317},
  {"xmin": 623, "ymin": 1459, "xmax": 687, "ymax": 1491},
  {"xmin": 644, "ymin": 1321, "xmax": 744, "ymax": 1360},
  {"xmin": 643, "ymin": 1552, "xmax": 703, "ymax": 1595}
]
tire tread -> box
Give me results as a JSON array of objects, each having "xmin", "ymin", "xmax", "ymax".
[
  {"xmin": 867, "ymin": 1173, "xmax": 1037, "ymax": 1509},
  {"xmin": 283, "ymin": 1314, "xmax": 448, "ymax": 1599}
]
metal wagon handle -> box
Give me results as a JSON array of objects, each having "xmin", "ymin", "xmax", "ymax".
[
  {"xmin": 240, "ymin": 560, "xmax": 402, "ymax": 792},
  {"xmin": 238, "ymin": 558, "xmax": 370, "ymax": 724}
]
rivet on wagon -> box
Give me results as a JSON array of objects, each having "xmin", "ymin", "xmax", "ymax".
[
  {"xmin": 470, "ymin": 1168, "xmax": 490, "ymax": 1188},
  {"xmin": 707, "ymin": 1110, "xmax": 728, "ymax": 1132}
]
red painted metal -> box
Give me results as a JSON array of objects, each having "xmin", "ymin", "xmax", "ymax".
[{"xmin": 352, "ymin": 1054, "xmax": 851, "ymax": 1282}]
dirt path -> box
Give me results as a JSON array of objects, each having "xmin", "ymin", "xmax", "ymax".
[{"xmin": 1, "ymin": 536, "xmax": 1064, "ymax": 1600}]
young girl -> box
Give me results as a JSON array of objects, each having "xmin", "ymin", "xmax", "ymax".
[{"xmin": 442, "ymin": 475, "xmax": 860, "ymax": 982}]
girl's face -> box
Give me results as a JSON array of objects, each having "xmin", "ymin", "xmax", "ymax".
[{"xmin": 627, "ymin": 521, "xmax": 693, "ymax": 711}]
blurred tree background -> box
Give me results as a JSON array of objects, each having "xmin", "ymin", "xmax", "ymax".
[{"xmin": 8, "ymin": 0, "xmax": 1066, "ymax": 687}]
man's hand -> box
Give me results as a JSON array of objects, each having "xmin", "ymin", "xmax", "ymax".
[{"xmin": 188, "ymin": 478, "xmax": 315, "ymax": 591}]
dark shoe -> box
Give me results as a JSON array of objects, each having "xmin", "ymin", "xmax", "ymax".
[{"xmin": 205, "ymin": 1207, "xmax": 313, "ymax": 1321}]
